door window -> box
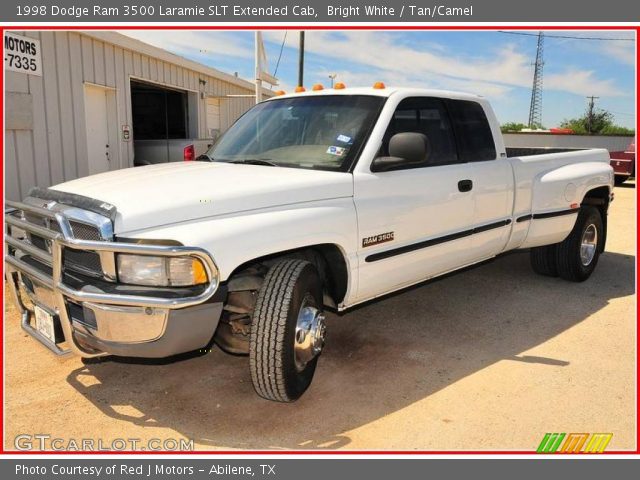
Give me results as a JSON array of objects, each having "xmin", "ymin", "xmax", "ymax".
[{"xmin": 380, "ymin": 97, "xmax": 459, "ymax": 168}]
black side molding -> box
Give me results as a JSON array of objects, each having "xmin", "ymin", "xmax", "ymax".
[
  {"xmin": 365, "ymin": 219, "xmax": 511, "ymax": 263},
  {"xmin": 517, "ymin": 208, "xmax": 578, "ymax": 223},
  {"xmin": 532, "ymin": 209, "xmax": 579, "ymax": 220},
  {"xmin": 473, "ymin": 219, "xmax": 511, "ymax": 234}
]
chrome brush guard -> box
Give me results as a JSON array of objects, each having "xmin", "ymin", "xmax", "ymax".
[{"xmin": 5, "ymin": 199, "xmax": 219, "ymax": 357}]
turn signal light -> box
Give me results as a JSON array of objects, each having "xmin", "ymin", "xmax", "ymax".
[
  {"xmin": 334, "ymin": 82, "xmax": 346, "ymax": 89},
  {"xmin": 373, "ymin": 81, "xmax": 386, "ymax": 89},
  {"xmin": 295, "ymin": 86, "xmax": 306, "ymax": 93},
  {"xmin": 312, "ymin": 83, "xmax": 324, "ymax": 91},
  {"xmin": 192, "ymin": 258, "xmax": 208, "ymax": 285},
  {"xmin": 275, "ymin": 90, "xmax": 286, "ymax": 96}
]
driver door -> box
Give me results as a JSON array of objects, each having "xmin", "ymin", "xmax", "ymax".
[{"xmin": 352, "ymin": 97, "xmax": 476, "ymax": 303}]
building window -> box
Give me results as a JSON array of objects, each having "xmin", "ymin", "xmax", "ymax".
[{"xmin": 131, "ymin": 80, "xmax": 188, "ymax": 140}]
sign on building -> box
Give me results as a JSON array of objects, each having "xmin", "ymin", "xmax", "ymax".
[{"xmin": 4, "ymin": 32, "xmax": 42, "ymax": 76}]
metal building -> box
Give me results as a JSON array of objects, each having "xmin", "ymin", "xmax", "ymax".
[{"xmin": 4, "ymin": 30, "xmax": 272, "ymax": 201}]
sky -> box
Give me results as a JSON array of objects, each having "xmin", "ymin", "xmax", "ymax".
[{"xmin": 122, "ymin": 30, "xmax": 636, "ymax": 129}]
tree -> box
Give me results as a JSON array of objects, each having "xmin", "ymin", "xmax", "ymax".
[
  {"xmin": 600, "ymin": 124, "xmax": 636, "ymax": 135},
  {"xmin": 561, "ymin": 106, "xmax": 634, "ymax": 135},
  {"xmin": 501, "ymin": 122, "xmax": 529, "ymax": 133}
]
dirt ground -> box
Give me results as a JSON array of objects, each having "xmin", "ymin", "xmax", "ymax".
[{"xmin": 3, "ymin": 182, "xmax": 636, "ymax": 452}]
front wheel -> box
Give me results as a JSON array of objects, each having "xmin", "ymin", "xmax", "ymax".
[
  {"xmin": 555, "ymin": 206, "xmax": 604, "ymax": 282},
  {"xmin": 249, "ymin": 259, "xmax": 326, "ymax": 402}
]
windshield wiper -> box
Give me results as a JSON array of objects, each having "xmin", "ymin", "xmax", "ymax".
[
  {"xmin": 196, "ymin": 153, "xmax": 213, "ymax": 161},
  {"xmin": 231, "ymin": 159, "xmax": 278, "ymax": 167}
]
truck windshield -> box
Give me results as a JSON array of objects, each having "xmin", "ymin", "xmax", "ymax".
[{"xmin": 206, "ymin": 95, "xmax": 385, "ymax": 171}]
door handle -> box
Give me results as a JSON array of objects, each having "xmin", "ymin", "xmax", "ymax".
[{"xmin": 458, "ymin": 179, "xmax": 473, "ymax": 192}]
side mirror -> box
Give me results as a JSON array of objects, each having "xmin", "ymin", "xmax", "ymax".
[{"xmin": 371, "ymin": 132, "xmax": 430, "ymax": 172}]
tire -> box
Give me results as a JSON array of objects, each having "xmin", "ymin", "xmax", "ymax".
[
  {"xmin": 249, "ymin": 259, "xmax": 325, "ymax": 402},
  {"xmin": 555, "ymin": 206, "xmax": 604, "ymax": 282},
  {"xmin": 614, "ymin": 175, "xmax": 630, "ymax": 186},
  {"xmin": 530, "ymin": 244, "xmax": 558, "ymax": 277}
]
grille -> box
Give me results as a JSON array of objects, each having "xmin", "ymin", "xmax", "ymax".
[
  {"xmin": 70, "ymin": 221, "xmax": 102, "ymax": 241},
  {"xmin": 9, "ymin": 209, "xmax": 106, "ymax": 277},
  {"xmin": 23, "ymin": 212, "xmax": 60, "ymax": 252},
  {"xmin": 64, "ymin": 249, "xmax": 103, "ymax": 277},
  {"xmin": 22, "ymin": 212, "xmax": 101, "ymax": 241},
  {"xmin": 23, "ymin": 212, "xmax": 61, "ymax": 231},
  {"xmin": 66, "ymin": 222, "xmax": 103, "ymax": 277},
  {"xmin": 30, "ymin": 235, "xmax": 48, "ymax": 251}
]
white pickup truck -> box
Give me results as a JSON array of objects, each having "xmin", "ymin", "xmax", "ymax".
[{"xmin": 5, "ymin": 86, "xmax": 614, "ymax": 402}]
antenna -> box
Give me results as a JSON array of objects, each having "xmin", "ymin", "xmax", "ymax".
[
  {"xmin": 298, "ymin": 31, "xmax": 305, "ymax": 88},
  {"xmin": 528, "ymin": 32, "xmax": 545, "ymax": 129}
]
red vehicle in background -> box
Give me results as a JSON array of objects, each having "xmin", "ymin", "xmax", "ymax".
[{"xmin": 610, "ymin": 141, "xmax": 635, "ymax": 185}]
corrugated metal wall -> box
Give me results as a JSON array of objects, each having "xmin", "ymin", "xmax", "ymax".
[{"xmin": 5, "ymin": 31, "xmax": 260, "ymax": 201}]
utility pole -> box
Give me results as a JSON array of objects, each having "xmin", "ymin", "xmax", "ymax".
[
  {"xmin": 328, "ymin": 73, "xmax": 337, "ymax": 88},
  {"xmin": 254, "ymin": 31, "xmax": 262, "ymax": 103},
  {"xmin": 254, "ymin": 32, "xmax": 278, "ymax": 104},
  {"xmin": 586, "ymin": 96, "xmax": 599, "ymax": 134},
  {"xmin": 298, "ymin": 31, "xmax": 305, "ymax": 88},
  {"xmin": 528, "ymin": 32, "xmax": 545, "ymax": 129}
]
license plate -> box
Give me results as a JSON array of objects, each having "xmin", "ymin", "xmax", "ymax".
[{"xmin": 34, "ymin": 305, "xmax": 55, "ymax": 342}]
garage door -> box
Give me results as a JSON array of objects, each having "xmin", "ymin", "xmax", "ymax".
[{"xmin": 206, "ymin": 98, "xmax": 220, "ymax": 138}]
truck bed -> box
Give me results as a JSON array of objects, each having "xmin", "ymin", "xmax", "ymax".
[{"xmin": 506, "ymin": 146, "xmax": 582, "ymax": 157}]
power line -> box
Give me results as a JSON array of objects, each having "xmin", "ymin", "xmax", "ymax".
[
  {"xmin": 498, "ymin": 31, "xmax": 634, "ymax": 42},
  {"xmin": 272, "ymin": 31, "xmax": 287, "ymax": 77},
  {"xmin": 268, "ymin": 32, "xmax": 287, "ymax": 91},
  {"xmin": 607, "ymin": 111, "xmax": 635, "ymax": 117}
]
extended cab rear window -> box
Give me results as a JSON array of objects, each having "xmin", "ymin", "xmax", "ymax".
[{"xmin": 446, "ymin": 99, "xmax": 497, "ymax": 162}]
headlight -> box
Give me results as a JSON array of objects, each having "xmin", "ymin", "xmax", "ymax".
[{"xmin": 117, "ymin": 254, "xmax": 209, "ymax": 287}]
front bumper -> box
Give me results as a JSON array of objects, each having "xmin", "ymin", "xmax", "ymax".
[{"xmin": 5, "ymin": 199, "xmax": 223, "ymax": 358}]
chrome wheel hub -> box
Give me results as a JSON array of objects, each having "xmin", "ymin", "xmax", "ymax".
[
  {"xmin": 580, "ymin": 224, "xmax": 598, "ymax": 266},
  {"xmin": 294, "ymin": 298, "xmax": 326, "ymax": 372}
]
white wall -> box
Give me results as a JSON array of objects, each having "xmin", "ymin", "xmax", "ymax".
[{"xmin": 503, "ymin": 133, "xmax": 634, "ymax": 152}]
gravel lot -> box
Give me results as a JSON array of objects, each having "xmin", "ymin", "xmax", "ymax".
[{"xmin": 4, "ymin": 182, "xmax": 636, "ymax": 451}]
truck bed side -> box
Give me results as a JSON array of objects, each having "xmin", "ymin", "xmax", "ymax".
[{"xmin": 504, "ymin": 148, "xmax": 612, "ymax": 250}]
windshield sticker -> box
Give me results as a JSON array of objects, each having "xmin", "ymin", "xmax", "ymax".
[
  {"xmin": 336, "ymin": 134, "xmax": 352, "ymax": 144},
  {"xmin": 327, "ymin": 146, "xmax": 346, "ymax": 156}
]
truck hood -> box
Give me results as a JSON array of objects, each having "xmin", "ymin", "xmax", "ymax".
[{"xmin": 50, "ymin": 162, "xmax": 353, "ymax": 233}]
